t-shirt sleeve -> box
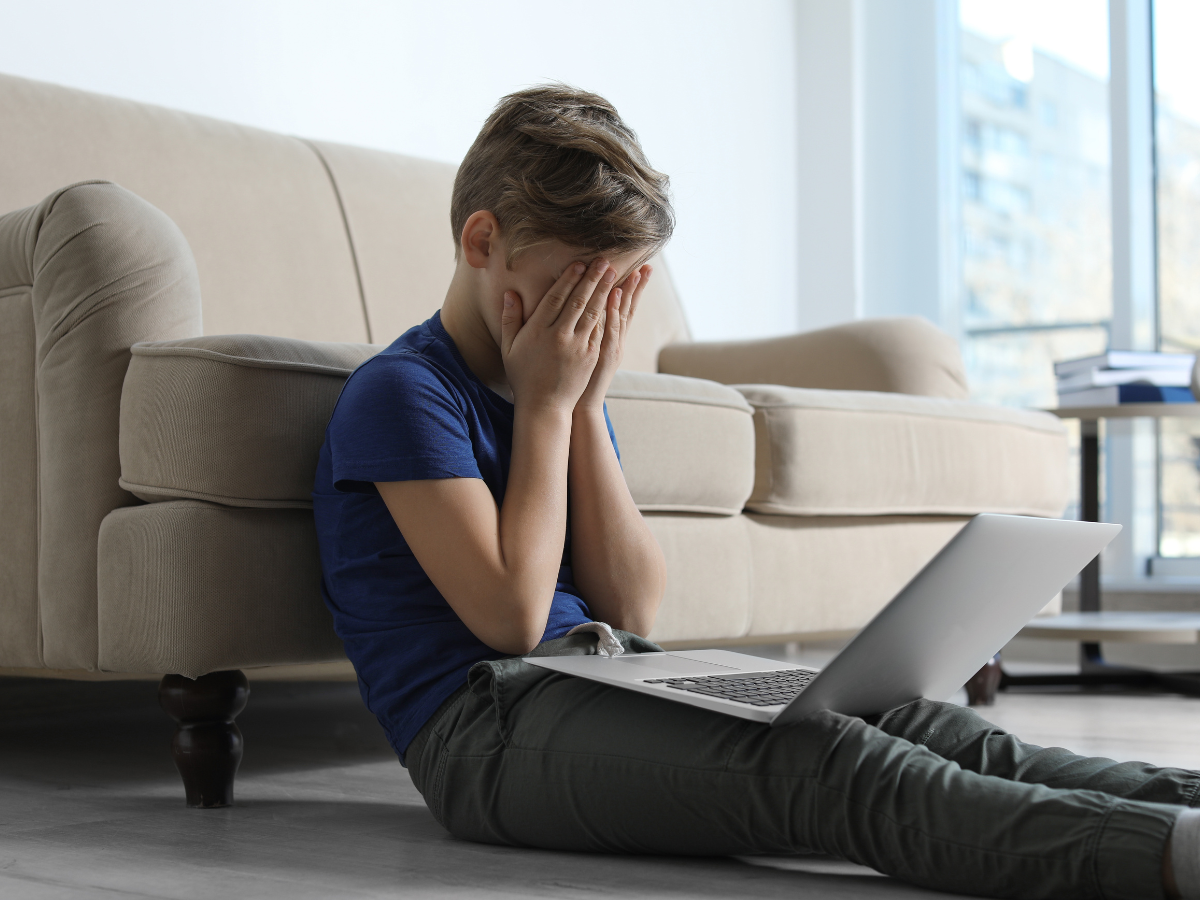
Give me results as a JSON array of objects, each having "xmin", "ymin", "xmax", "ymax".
[
  {"xmin": 328, "ymin": 354, "xmax": 482, "ymax": 493},
  {"xmin": 602, "ymin": 401, "xmax": 621, "ymax": 466}
]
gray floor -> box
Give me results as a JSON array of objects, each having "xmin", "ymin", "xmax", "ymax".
[{"xmin": 3, "ymin": 663, "xmax": 1200, "ymax": 900}]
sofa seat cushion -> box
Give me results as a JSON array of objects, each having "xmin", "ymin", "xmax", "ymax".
[
  {"xmin": 743, "ymin": 514, "xmax": 970, "ymax": 637},
  {"xmin": 120, "ymin": 337, "xmax": 756, "ymax": 515},
  {"xmin": 735, "ymin": 385, "xmax": 1069, "ymax": 518},
  {"xmin": 606, "ymin": 370, "xmax": 754, "ymax": 514},
  {"xmin": 640, "ymin": 513, "xmax": 752, "ymax": 643},
  {"xmin": 98, "ymin": 501, "xmax": 343, "ymax": 676},
  {"xmin": 119, "ymin": 335, "xmax": 380, "ymax": 508}
]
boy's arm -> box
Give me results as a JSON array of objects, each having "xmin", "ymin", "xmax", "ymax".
[
  {"xmin": 569, "ymin": 267, "xmax": 667, "ymax": 636},
  {"xmin": 376, "ymin": 259, "xmax": 615, "ymax": 656}
]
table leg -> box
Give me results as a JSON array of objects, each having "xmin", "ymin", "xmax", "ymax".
[
  {"xmin": 995, "ymin": 417, "xmax": 1185, "ymax": 695},
  {"xmin": 1079, "ymin": 420, "xmax": 1103, "ymax": 668}
]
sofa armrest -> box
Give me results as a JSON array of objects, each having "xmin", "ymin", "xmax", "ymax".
[
  {"xmin": 0, "ymin": 181, "xmax": 202, "ymax": 669},
  {"xmin": 657, "ymin": 316, "xmax": 969, "ymax": 400}
]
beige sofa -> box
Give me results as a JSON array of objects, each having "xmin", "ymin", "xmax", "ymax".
[{"xmin": 0, "ymin": 73, "xmax": 1069, "ymax": 805}]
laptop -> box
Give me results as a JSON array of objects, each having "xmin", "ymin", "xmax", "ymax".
[{"xmin": 525, "ymin": 514, "xmax": 1119, "ymax": 725}]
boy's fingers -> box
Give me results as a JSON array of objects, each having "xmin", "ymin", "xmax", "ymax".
[
  {"xmin": 627, "ymin": 266, "xmax": 650, "ymax": 325},
  {"xmin": 532, "ymin": 262, "xmax": 587, "ymax": 327},
  {"xmin": 574, "ymin": 262, "xmax": 616, "ymax": 335},
  {"xmin": 589, "ymin": 307, "xmax": 607, "ymax": 352},
  {"xmin": 629, "ymin": 266, "xmax": 651, "ymax": 312},
  {"xmin": 618, "ymin": 271, "xmax": 641, "ymax": 325},
  {"xmin": 609, "ymin": 267, "xmax": 645, "ymax": 337},
  {"xmin": 500, "ymin": 291, "xmax": 522, "ymax": 355},
  {"xmin": 605, "ymin": 288, "xmax": 623, "ymax": 339},
  {"xmin": 637, "ymin": 264, "xmax": 653, "ymax": 294},
  {"xmin": 560, "ymin": 258, "xmax": 609, "ymax": 331}
]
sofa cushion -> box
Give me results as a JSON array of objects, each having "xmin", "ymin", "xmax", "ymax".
[
  {"xmin": 641, "ymin": 513, "xmax": 753, "ymax": 644},
  {"xmin": 309, "ymin": 141, "xmax": 692, "ymax": 371},
  {"xmin": 735, "ymin": 385, "xmax": 1070, "ymax": 518},
  {"xmin": 98, "ymin": 501, "xmax": 343, "ymax": 676},
  {"xmin": 743, "ymin": 514, "xmax": 972, "ymax": 637},
  {"xmin": 120, "ymin": 337, "xmax": 756, "ymax": 515},
  {"xmin": 95, "ymin": 502, "xmax": 756, "ymax": 676},
  {"xmin": 605, "ymin": 371, "xmax": 755, "ymax": 515},
  {"xmin": 0, "ymin": 75, "xmax": 370, "ymax": 343},
  {"xmin": 119, "ymin": 335, "xmax": 379, "ymax": 508}
]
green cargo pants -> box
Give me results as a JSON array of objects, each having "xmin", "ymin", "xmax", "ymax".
[{"xmin": 406, "ymin": 631, "xmax": 1196, "ymax": 899}]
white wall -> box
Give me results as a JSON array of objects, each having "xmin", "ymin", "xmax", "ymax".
[
  {"xmin": 792, "ymin": 0, "xmax": 958, "ymax": 336},
  {"xmin": 793, "ymin": 0, "xmax": 864, "ymax": 330},
  {"xmin": 0, "ymin": 0, "xmax": 799, "ymax": 342},
  {"xmin": 861, "ymin": 0, "xmax": 959, "ymax": 333}
]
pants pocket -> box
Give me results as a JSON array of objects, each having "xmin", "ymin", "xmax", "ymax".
[
  {"xmin": 425, "ymin": 735, "xmax": 451, "ymax": 829},
  {"xmin": 465, "ymin": 633, "xmax": 662, "ymax": 750},
  {"xmin": 467, "ymin": 658, "xmax": 540, "ymax": 747}
]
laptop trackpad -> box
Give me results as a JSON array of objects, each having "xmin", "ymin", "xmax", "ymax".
[{"xmin": 608, "ymin": 654, "xmax": 738, "ymax": 676}]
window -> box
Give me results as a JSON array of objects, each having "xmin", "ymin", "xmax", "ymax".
[
  {"xmin": 957, "ymin": 0, "xmax": 1111, "ymax": 527},
  {"xmin": 958, "ymin": 1, "xmax": 1112, "ymax": 413},
  {"xmin": 957, "ymin": 1, "xmax": 1200, "ymax": 570},
  {"xmin": 1153, "ymin": 0, "xmax": 1200, "ymax": 557}
]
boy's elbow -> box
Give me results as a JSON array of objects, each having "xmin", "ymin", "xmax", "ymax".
[
  {"xmin": 612, "ymin": 563, "xmax": 666, "ymax": 638},
  {"xmin": 609, "ymin": 605, "xmax": 659, "ymax": 640},
  {"xmin": 476, "ymin": 633, "xmax": 534, "ymax": 656},
  {"xmin": 515, "ymin": 611, "xmax": 549, "ymax": 655},
  {"xmin": 500, "ymin": 620, "xmax": 544, "ymax": 656},
  {"xmin": 483, "ymin": 603, "xmax": 546, "ymax": 656},
  {"xmin": 516, "ymin": 633, "xmax": 543, "ymax": 656}
]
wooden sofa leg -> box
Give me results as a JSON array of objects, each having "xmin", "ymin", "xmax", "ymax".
[
  {"xmin": 158, "ymin": 670, "xmax": 249, "ymax": 808},
  {"xmin": 965, "ymin": 655, "xmax": 1002, "ymax": 706}
]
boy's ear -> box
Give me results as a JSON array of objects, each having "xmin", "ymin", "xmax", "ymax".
[{"xmin": 461, "ymin": 210, "xmax": 502, "ymax": 270}]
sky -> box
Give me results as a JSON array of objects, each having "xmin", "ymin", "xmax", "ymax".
[
  {"xmin": 960, "ymin": 0, "xmax": 1200, "ymax": 127},
  {"xmin": 1153, "ymin": 0, "xmax": 1200, "ymax": 126},
  {"xmin": 959, "ymin": 0, "xmax": 1110, "ymax": 79}
]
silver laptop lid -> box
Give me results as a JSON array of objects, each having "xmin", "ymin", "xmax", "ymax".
[{"xmin": 774, "ymin": 514, "xmax": 1120, "ymax": 724}]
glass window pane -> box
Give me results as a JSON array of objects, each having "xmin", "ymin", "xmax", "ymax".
[
  {"xmin": 958, "ymin": 0, "xmax": 1112, "ymax": 412},
  {"xmin": 1153, "ymin": 0, "xmax": 1200, "ymax": 557}
]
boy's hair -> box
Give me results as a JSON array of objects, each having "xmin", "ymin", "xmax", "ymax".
[{"xmin": 452, "ymin": 84, "xmax": 674, "ymax": 267}]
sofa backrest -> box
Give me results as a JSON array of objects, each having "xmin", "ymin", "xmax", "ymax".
[{"xmin": 0, "ymin": 73, "xmax": 691, "ymax": 370}]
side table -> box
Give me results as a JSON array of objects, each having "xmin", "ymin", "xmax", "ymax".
[{"xmin": 988, "ymin": 402, "xmax": 1200, "ymax": 699}]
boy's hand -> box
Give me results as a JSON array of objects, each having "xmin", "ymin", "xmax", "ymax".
[
  {"xmin": 576, "ymin": 265, "xmax": 652, "ymax": 412},
  {"xmin": 501, "ymin": 258, "xmax": 618, "ymax": 413}
]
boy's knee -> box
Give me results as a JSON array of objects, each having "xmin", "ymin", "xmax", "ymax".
[
  {"xmin": 872, "ymin": 697, "xmax": 999, "ymax": 739},
  {"xmin": 746, "ymin": 708, "xmax": 868, "ymax": 777}
]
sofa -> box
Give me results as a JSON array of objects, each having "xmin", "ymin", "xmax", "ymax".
[{"xmin": 0, "ymin": 72, "xmax": 1070, "ymax": 806}]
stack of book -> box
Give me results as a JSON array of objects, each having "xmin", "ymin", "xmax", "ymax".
[{"xmin": 1055, "ymin": 351, "xmax": 1197, "ymax": 407}]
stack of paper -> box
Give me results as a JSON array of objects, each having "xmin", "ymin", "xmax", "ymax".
[{"xmin": 1054, "ymin": 351, "xmax": 1196, "ymax": 407}]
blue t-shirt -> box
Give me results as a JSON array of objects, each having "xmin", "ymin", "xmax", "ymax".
[{"xmin": 312, "ymin": 311, "xmax": 616, "ymax": 762}]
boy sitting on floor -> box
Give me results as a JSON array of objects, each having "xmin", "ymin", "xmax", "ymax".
[{"xmin": 313, "ymin": 84, "xmax": 1199, "ymax": 900}]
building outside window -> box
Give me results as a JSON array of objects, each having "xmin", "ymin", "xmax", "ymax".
[
  {"xmin": 1154, "ymin": 0, "xmax": 1200, "ymax": 559},
  {"xmin": 957, "ymin": 0, "xmax": 1112, "ymax": 526},
  {"xmin": 958, "ymin": 2, "xmax": 1112, "ymax": 412},
  {"xmin": 958, "ymin": 0, "xmax": 1200, "ymax": 567}
]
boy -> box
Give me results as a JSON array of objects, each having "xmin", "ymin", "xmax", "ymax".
[{"xmin": 314, "ymin": 85, "xmax": 1198, "ymax": 899}]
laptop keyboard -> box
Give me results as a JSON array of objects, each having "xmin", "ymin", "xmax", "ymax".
[{"xmin": 643, "ymin": 669, "xmax": 816, "ymax": 707}]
